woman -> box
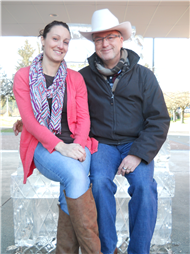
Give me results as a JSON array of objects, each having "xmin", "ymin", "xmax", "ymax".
[{"xmin": 13, "ymin": 20, "xmax": 101, "ymax": 254}]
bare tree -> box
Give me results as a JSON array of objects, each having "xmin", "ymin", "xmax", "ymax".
[
  {"xmin": 176, "ymin": 91, "xmax": 190, "ymax": 123},
  {"xmin": 164, "ymin": 91, "xmax": 190, "ymax": 123},
  {"xmin": 164, "ymin": 93, "xmax": 178, "ymax": 121}
]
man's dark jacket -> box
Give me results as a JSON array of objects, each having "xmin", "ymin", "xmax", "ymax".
[{"xmin": 79, "ymin": 49, "xmax": 170, "ymax": 164}]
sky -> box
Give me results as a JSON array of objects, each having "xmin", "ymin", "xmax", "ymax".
[{"xmin": 0, "ymin": 35, "xmax": 190, "ymax": 93}]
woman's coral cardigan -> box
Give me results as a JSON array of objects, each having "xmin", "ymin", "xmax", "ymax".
[{"xmin": 13, "ymin": 66, "xmax": 98, "ymax": 184}]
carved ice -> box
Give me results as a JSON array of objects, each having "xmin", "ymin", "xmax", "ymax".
[{"xmin": 10, "ymin": 140, "xmax": 175, "ymax": 253}]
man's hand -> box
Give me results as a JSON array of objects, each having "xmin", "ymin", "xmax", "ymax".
[
  {"xmin": 55, "ymin": 142, "xmax": 86, "ymax": 162},
  {"xmin": 118, "ymin": 155, "xmax": 141, "ymax": 176},
  {"xmin": 13, "ymin": 119, "xmax": 23, "ymax": 136}
]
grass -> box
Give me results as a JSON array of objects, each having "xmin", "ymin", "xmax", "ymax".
[
  {"xmin": 0, "ymin": 128, "xmax": 14, "ymax": 133},
  {"xmin": 171, "ymin": 117, "xmax": 190, "ymax": 124}
]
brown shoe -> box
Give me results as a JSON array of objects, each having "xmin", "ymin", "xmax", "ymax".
[
  {"xmin": 56, "ymin": 205, "xmax": 79, "ymax": 254},
  {"xmin": 65, "ymin": 186, "xmax": 102, "ymax": 254},
  {"xmin": 114, "ymin": 247, "xmax": 118, "ymax": 254}
]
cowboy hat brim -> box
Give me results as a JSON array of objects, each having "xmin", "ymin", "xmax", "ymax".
[{"xmin": 79, "ymin": 21, "xmax": 132, "ymax": 42}]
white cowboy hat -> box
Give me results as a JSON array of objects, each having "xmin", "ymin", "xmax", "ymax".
[{"xmin": 79, "ymin": 9, "xmax": 132, "ymax": 42}]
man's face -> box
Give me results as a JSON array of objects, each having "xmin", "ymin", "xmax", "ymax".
[{"xmin": 93, "ymin": 30, "xmax": 123, "ymax": 68}]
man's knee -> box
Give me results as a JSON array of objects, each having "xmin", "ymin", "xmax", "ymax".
[
  {"xmin": 90, "ymin": 175, "xmax": 108, "ymax": 189},
  {"xmin": 128, "ymin": 177, "xmax": 157, "ymax": 201},
  {"xmin": 90, "ymin": 176, "xmax": 117, "ymax": 196}
]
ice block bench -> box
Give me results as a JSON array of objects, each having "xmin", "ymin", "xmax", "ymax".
[{"xmin": 11, "ymin": 141, "xmax": 175, "ymax": 253}]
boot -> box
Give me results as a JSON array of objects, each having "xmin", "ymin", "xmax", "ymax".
[
  {"xmin": 64, "ymin": 186, "xmax": 102, "ymax": 254},
  {"xmin": 56, "ymin": 205, "xmax": 79, "ymax": 254}
]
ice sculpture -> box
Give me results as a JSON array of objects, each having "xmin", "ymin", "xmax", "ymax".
[{"xmin": 10, "ymin": 140, "xmax": 175, "ymax": 253}]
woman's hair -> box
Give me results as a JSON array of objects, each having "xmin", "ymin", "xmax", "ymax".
[{"xmin": 39, "ymin": 20, "xmax": 70, "ymax": 38}]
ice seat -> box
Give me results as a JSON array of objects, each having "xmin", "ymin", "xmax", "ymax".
[{"xmin": 10, "ymin": 140, "xmax": 174, "ymax": 253}]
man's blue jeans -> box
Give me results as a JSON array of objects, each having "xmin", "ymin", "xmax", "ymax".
[
  {"xmin": 34, "ymin": 142, "xmax": 91, "ymax": 215},
  {"xmin": 90, "ymin": 143, "xmax": 157, "ymax": 254}
]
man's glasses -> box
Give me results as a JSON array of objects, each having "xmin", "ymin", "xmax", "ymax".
[{"xmin": 93, "ymin": 34, "xmax": 121, "ymax": 45}]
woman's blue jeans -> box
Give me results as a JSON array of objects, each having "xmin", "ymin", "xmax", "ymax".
[
  {"xmin": 34, "ymin": 142, "xmax": 91, "ymax": 215},
  {"xmin": 90, "ymin": 143, "xmax": 158, "ymax": 254}
]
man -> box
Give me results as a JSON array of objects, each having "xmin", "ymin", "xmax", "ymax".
[
  {"xmin": 78, "ymin": 9, "xmax": 170, "ymax": 254},
  {"xmin": 14, "ymin": 8, "xmax": 170, "ymax": 254}
]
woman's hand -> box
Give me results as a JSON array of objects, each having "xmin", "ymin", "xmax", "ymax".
[
  {"xmin": 13, "ymin": 119, "xmax": 23, "ymax": 136},
  {"xmin": 55, "ymin": 142, "xmax": 86, "ymax": 162}
]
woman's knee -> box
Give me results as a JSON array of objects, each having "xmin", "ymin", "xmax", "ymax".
[{"xmin": 65, "ymin": 168, "xmax": 89, "ymax": 186}]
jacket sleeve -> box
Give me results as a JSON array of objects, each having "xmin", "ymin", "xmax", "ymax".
[
  {"xmin": 128, "ymin": 68, "xmax": 170, "ymax": 163},
  {"xmin": 72, "ymin": 73, "xmax": 90, "ymax": 147},
  {"xmin": 13, "ymin": 67, "xmax": 61, "ymax": 153}
]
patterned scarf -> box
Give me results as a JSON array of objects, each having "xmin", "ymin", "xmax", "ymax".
[
  {"xmin": 95, "ymin": 48, "xmax": 130, "ymax": 92},
  {"xmin": 29, "ymin": 53, "xmax": 67, "ymax": 134}
]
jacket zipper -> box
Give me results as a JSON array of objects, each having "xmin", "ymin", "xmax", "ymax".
[
  {"xmin": 106, "ymin": 71, "xmax": 131, "ymax": 140},
  {"xmin": 105, "ymin": 79, "xmax": 116, "ymax": 136}
]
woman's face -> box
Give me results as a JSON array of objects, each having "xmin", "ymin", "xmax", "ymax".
[{"xmin": 41, "ymin": 25, "xmax": 71, "ymax": 64}]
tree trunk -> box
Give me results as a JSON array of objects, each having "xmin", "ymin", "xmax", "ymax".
[
  {"xmin": 6, "ymin": 96, "xmax": 9, "ymax": 115},
  {"xmin": 181, "ymin": 109, "xmax": 185, "ymax": 123},
  {"xmin": 173, "ymin": 109, "xmax": 176, "ymax": 122}
]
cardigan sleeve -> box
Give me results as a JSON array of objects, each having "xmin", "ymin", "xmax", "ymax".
[{"xmin": 13, "ymin": 67, "xmax": 61, "ymax": 153}]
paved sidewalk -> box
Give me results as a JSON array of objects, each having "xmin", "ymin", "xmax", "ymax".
[{"xmin": 0, "ymin": 133, "xmax": 20, "ymax": 151}]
